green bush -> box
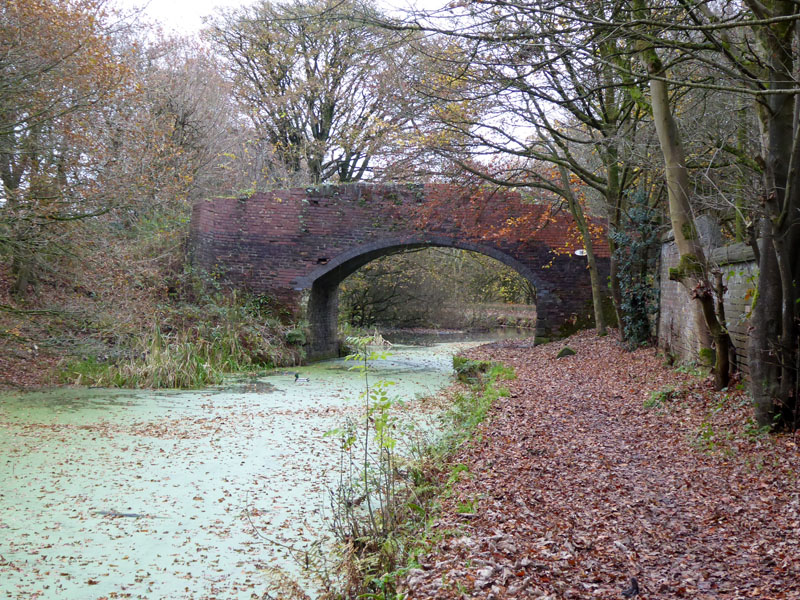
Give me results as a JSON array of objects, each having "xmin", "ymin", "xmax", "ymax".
[
  {"xmin": 452, "ymin": 356, "xmax": 491, "ymax": 383},
  {"xmin": 284, "ymin": 327, "xmax": 307, "ymax": 345},
  {"xmin": 609, "ymin": 190, "xmax": 660, "ymax": 349}
]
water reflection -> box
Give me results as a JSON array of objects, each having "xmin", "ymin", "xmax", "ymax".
[{"xmin": 384, "ymin": 326, "xmax": 536, "ymax": 346}]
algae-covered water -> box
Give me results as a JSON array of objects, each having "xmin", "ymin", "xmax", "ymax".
[{"xmin": 0, "ymin": 340, "xmax": 488, "ymax": 599}]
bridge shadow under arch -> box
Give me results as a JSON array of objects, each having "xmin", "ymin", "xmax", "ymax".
[{"xmin": 295, "ymin": 235, "xmax": 553, "ymax": 359}]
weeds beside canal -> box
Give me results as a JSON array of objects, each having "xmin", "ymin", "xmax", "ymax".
[{"xmin": 314, "ymin": 339, "xmax": 515, "ymax": 600}]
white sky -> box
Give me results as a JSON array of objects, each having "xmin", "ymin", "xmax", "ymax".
[
  {"xmin": 117, "ymin": 0, "xmax": 443, "ymax": 36},
  {"xmin": 118, "ymin": 0, "xmax": 248, "ymax": 35}
]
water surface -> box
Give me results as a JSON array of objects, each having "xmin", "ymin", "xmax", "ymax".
[{"xmin": 0, "ymin": 341, "xmax": 487, "ymax": 599}]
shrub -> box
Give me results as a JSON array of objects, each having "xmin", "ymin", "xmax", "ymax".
[{"xmin": 452, "ymin": 356, "xmax": 491, "ymax": 383}]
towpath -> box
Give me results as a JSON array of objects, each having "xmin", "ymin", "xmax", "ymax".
[{"xmin": 403, "ymin": 331, "xmax": 799, "ymax": 599}]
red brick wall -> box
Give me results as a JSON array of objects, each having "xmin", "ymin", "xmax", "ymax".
[{"xmin": 189, "ymin": 183, "xmax": 609, "ymax": 340}]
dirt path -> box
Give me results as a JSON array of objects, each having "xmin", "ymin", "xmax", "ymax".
[{"xmin": 402, "ymin": 331, "xmax": 799, "ymax": 599}]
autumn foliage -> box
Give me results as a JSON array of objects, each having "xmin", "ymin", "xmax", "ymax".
[{"xmin": 413, "ymin": 181, "xmax": 608, "ymax": 259}]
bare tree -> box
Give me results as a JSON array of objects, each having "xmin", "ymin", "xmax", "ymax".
[{"xmin": 206, "ymin": 0, "xmax": 422, "ymax": 184}]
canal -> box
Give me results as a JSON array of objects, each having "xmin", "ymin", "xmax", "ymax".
[{"xmin": 0, "ymin": 336, "xmax": 515, "ymax": 599}]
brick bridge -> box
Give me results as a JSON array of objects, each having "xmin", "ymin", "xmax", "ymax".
[{"xmin": 189, "ymin": 184, "xmax": 610, "ymax": 359}]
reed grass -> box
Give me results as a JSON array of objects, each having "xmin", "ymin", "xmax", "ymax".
[{"xmin": 59, "ymin": 294, "xmax": 304, "ymax": 389}]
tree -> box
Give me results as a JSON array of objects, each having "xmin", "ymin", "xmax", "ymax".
[
  {"xmin": 206, "ymin": 0, "xmax": 420, "ymax": 184},
  {"xmin": 609, "ymin": 190, "xmax": 661, "ymax": 348},
  {"xmin": 631, "ymin": 0, "xmax": 733, "ymax": 389},
  {"xmin": 737, "ymin": 1, "xmax": 800, "ymax": 427},
  {"xmin": 394, "ymin": 0, "xmax": 799, "ymax": 424},
  {"xmin": 400, "ymin": 1, "xmax": 760, "ymax": 284},
  {"xmin": 385, "ymin": 0, "xmax": 658, "ymax": 337},
  {"xmin": 622, "ymin": 0, "xmax": 798, "ymax": 421},
  {"xmin": 101, "ymin": 35, "xmax": 248, "ymax": 214},
  {"xmin": 0, "ymin": 3, "xmax": 252, "ymax": 298},
  {"xmin": 0, "ymin": 0, "xmax": 129, "ymax": 295}
]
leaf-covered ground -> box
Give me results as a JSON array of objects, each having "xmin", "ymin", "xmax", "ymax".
[{"xmin": 403, "ymin": 331, "xmax": 799, "ymax": 599}]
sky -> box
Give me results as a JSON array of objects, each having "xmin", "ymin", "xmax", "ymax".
[
  {"xmin": 117, "ymin": 0, "xmax": 443, "ymax": 35},
  {"xmin": 119, "ymin": 0, "xmax": 249, "ymax": 34}
]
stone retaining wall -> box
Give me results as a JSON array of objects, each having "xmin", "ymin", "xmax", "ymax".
[{"xmin": 658, "ymin": 235, "xmax": 757, "ymax": 373}]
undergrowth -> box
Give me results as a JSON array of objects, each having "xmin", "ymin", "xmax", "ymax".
[
  {"xmin": 644, "ymin": 368, "xmax": 782, "ymax": 463},
  {"xmin": 58, "ymin": 292, "xmax": 304, "ymax": 388},
  {"xmin": 318, "ymin": 349, "xmax": 515, "ymax": 600},
  {"xmin": 1, "ymin": 208, "xmax": 307, "ymax": 389}
]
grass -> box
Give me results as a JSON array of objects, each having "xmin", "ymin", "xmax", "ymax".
[
  {"xmin": 456, "ymin": 498, "xmax": 478, "ymax": 514},
  {"xmin": 452, "ymin": 356, "xmax": 491, "ymax": 383},
  {"xmin": 57, "ymin": 294, "xmax": 304, "ymax": 389},
  {"xmin": 322, "ymin": 357, "xmax": 515, "ymax": 599}
]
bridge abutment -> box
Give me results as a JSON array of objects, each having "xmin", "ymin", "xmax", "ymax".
[{"xmin": 307, "ymin": 282, "xmax": 340, "ymax": 360}]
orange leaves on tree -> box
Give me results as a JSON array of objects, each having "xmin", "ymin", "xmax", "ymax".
[{"xmin": 411, "ymin": 166, "xmax": 608, "ymax": 259}]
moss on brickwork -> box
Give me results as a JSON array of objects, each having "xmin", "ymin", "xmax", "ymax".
[
  {"xmin": 558, "ymin": 319, "xmax": 583, "ymax": 338},
  {"xmin": 698, "ymin": 347, "xmax": 716, "ymax": 366},
  {"xmin": 669, "ymin": 253, "xmax": 704, "ymax": 281},
  {"xmin": 681, "ymin": 221, "xmax": 698, "ymax": 241},
  {"xmin": 602, "ymin": 295, "xmax": 618, "ymax": 327},
  {"xmin": 556, "ymin": 295, "xmax": 610, "ymax": 338}
]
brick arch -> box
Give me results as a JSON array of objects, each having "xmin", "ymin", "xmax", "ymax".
[
  {"xmin": 296, "ymin": 234, "xmax": 552, "ymax": 290},
  {"xmin": 189, "ymin": 183, "xmax": 609, "ymax": 359},
  {"xmin": 299, "ymin": 234, "xmax": 555, "ymax": 358}
]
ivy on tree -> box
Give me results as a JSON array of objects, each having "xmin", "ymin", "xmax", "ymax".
[{"xmin": 609, "ymin": 191, "xmax": 660, "ymax": 349}]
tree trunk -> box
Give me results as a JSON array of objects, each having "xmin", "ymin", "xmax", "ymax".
[
  {"xmin": 748, "ymin": 11, "xmax": 799, "ymax": 427},
  {"xmin": 599, "ymin": 67, "xmax": 626, "ymax": 335},
  {"xmin": 749, "ymin": 222, "xmax": 784, "ymax": 425},
  {"xmin": 635, "ymin": 26, "xmax": 732, "ymax": 389},
  {"xmin": 604, "ymin": 170, "xmax": 625, "ymax": 334},
  {"xmin": 558, "ymin": 165, "xmax": 607, "ymax": 335},
  {"xmin": 734, "ymin": 107, "xmax": 748, "ymax": 243},
  {"xmin": 608, "ymin": 247, "xmax": 624, "ymax": 331},
  {"xmin": 11, "ymin": 253, "xmax": 33, "ymax": 298}
]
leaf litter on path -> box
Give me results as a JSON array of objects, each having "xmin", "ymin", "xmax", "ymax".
[{"xmin": 402, "ymin": 331, "xmax": 800, "ymax": 600}]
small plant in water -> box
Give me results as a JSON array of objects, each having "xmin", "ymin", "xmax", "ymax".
[
  {"xmin": 322, "ymin": 344, "xmax": 516, "ymax": 599},
  {"xmin": 324, "ymin": 334, "xmax": 408, "ymax": 598}
]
